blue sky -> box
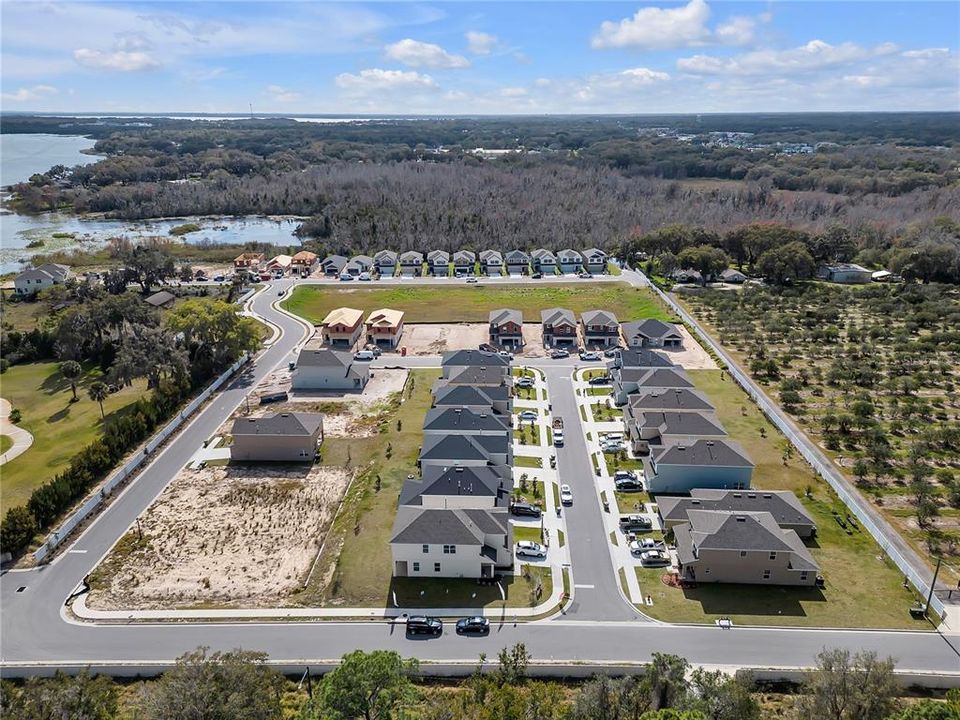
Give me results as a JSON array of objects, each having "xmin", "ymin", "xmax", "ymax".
[{"xmin": 1, "ymin": 1, "xmax": 957, "ymax": 114}]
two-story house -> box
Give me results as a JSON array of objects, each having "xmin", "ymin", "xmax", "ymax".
[
  {"xmin": 319, "ymin": 307, "xmax": 364, "ymax": 348},
  {"xmin": 442, "ymin": 349, "xmax": 510, "ymax": 377},
  {"xmin": 365, "ymin": 308, "xmax": 404, "ymax": 349},
  {"xmin": 623, "ymin": 409, "xmax": 726, "ymax": 455},
  {"xmin": 398, "ymin": 465, "xmax": 512, "ymax": 509},
  {"xmin": 489, "ymin": 308, "xmax": 523, "ymax": 347},
  {"xmin": 453, "ymin": 250, "xmax": 476, "ymax": 276},
  {"xmin": 505, "ymin": 249, "xmax": 530, "ymax": 276},
  {"xmin": 540, "ymin": 307, "xmax": 577, "ymax": 347},
  {"xmin": 346, "ymin": 255, "xmax": 374, "ymax": 276},
  {"xmin": 622, "ymin": 319, "xmax": 684, "ymax": 349},
  {"xmin": 531, "ymin": 248, "xmax": 557, "ymax": 275},
  {"xmin": 479, "ymin": 250, "xmax": 504, "ymax": 276},
  {"xmin": 427, "ymin": 250, "xmax": 449, "ymax": 276},
  {"xmin": 233, "ymin": 252, "xmax": 265, "ymax": 272},
  {"xmin": 608, "ymin": 348, "xmax": 674, "ymax": 371},
  {"xmin": 580, "ymin": 309, "xmax": 620, "ymax": 347},
  {"xmin": 419, "ymin": 433, "xmax": 512, "ymax": 473},
  {"xmin": 290, "ymin": 250, "xmax": 318, "ymax": 277},
  {"xmin": 431, "ymin": 383, "xmax": 512, "ymax": 416},
  {"xmin": 374, "ymin": 250, "xmax": 398, "ymax": 278},
  {"xmin": 612, "ymin": 367, "xmax": 693, "ymax": 406},
  {"xmin": 557, "ymin": 248, "xmax": 583, "ymax": 274},
  {"xmin": 400, "ymin": 250, "xmax": 424, "ymax": 277},
  {"xmin": 13, "ymin": 263, "xmax": 71, "ymax": 296},
  {"xmin": 645, "ymin": 438, "xmax": 754, "ymax": 494},
  {"xmin": 582, "ymin": 248, "xmax": 608, "ymax": 274},
  {"xmin": 658, "ymin": 489, "xmax": 817, "ymax": 539}
]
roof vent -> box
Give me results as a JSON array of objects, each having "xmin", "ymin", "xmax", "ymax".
[
  {"xmin": 763, "ymin": 494, "xmax": 772, "ymax": 499},
  {"xmin": 747, "ymin": 493, "xmax": 756, "ymax": 499},
  {"xmin": 690, "ymin": 499, "xmax": 701, "ymax": 505},
  {"xmin": 705, "ymin": 440, "xmax": 714, "ymax": 446},
  {"xmin": 735, "ymin": 516, "xmax": 747, "ymax": 523},
  {"xmin": 732, "ymin": 493, "xmax": 742, "ymax": 498},
  {"xmin": 454, "ymin": 466, "xmax": 464, "ymax": 473},
  {"xmin": 454, "ymin": 408, "xmax": 462, "ymax": 414}
]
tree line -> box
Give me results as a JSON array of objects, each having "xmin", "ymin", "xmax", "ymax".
[{"xmin": 2, "ymin": 645, "xmax": 957, "ymax": 720}]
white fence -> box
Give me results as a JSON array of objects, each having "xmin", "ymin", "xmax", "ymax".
[
  {"xmin": 646, "ymin": 275, "xmax": 945, "ymax": 617},
  {"xmin": 33, "ymin": 353, "xmax": 251, "ymax": 562}
]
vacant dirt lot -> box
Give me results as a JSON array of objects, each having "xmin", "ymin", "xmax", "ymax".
[
  {"xmin": 88, "ymin": 463, "xmax": 352, "ymax": 610},
  {"xmin": 397, "ymin": 323, "xmax": 488, "ymax": 355},
  {"xmin": 659, "ymin": 326, "xmax": 718, "ymax": 370}
]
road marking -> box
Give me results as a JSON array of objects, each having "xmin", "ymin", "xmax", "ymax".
[
  {"xmin": 574, "ymin": 584, "xmax": 595, "ymax": 589},
  {"xmin": 67, "ymin": 549, "xmax": 87, "ymax": 554}
]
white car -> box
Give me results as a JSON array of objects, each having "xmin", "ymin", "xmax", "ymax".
[
  {"xmin": 498, "ymin": 350, "xmax": 514, "ymax": 360},
  {"xmin": 515, "ymin": 377, "xmax": 534, "ymax": 388},
  {"xmin": 629, "ymin": 538, "xmax": 661, "ymax": 555},
  {"xmin": 516, "ymin": 541, "xmax": 547, "ymax": 559},
  {"xmin": 549, "ymin": 349, "xmax": 570, "ymax": 359},
  {"xmin": 640, "ymin": 550, "xmax": 671, "ymax": 567},
  {"xmin": 466, "ymin": 277, "xmax": 478, "ymax": 284},
  {"xmin": 553, "ymin": 430, "xmax": 564, "ymax": 447},
  {"xmin": 601, "ymin": 443, "xmax": 624, "ymax": 454},
  {"xmin": 358, "ymin": 272, "xmax": 372, "ymax": 281},
  {"xmin": 560, "ymin": 484, "xmax": 573, "ymax": 505},
  {"xmin": 518, "ymin": 410, "xmax": 539, "ymax": 421}
]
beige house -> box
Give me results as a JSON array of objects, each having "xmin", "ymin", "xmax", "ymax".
[
  {"xmin": 233, "ymin": 252, "xmax": 264, "ymax": 270},
  {"xmin": 320, "ymin": 307, "xmax": 364, "ymax": 348},
  {"xmin": 291, "ymin": 250, "xmax": 319, "ymax": 276},
  {"xmin": 265, "ymin": 254, "xmax": 293, "ymax": 275},
  {"xmin": 365, "ymin": 308, "xmax": 405, "ymax": 349},
  {"xmin": 230, "ymin": 412, "xmax": 323, "ymax": 462}
]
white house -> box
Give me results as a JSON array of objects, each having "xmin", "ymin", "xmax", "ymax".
[
  {"xmin": 291, "ymin": 348, "xmax": 369, "ymax": 391},
  {"xmin": 14, "ymin": 263, "xmax": 71, "ymax": 296}
]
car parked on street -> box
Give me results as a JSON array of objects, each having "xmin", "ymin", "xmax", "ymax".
[
  {"xmin": 560, "ymin": 484, "xmax": 573, "ymax": 505},
  {"xmin": 339, "ymin": 272, "xmax": 354, "ymax": 281},
  {"xmin": 499, "ymin": 350, "xmax": 514, "ymax": 360},
  {"xmin": 511, "ymin": 502, "xmax": 542, "ymax": 518},
  {"xmin": 579, "ymin": 350, "xmax": 601, "ymax": 361},
  {"xmin": 579, "ymin": 271, "xmax": 593, "ymax": 279},
  {"xmin": 354, "ymin": 350, "xmax": 375, "ymax": 361},
  {"xmin": 531, "ymin": 271, "xmax": 543, "ymax": 279},
  {"xmin": 640, "ymin": 549, "xmax": 671, "ymax": 567},
  {"xmin": 406, "ymin": 616, "xmax": 443, "ymax": 636},
  {"xmin": 516, "ymin": 541, "xmax": 547, "ymax": 559},
  {"xmin": 466, "ymin": 277, "xmax": 478, "ymax": 283},
  {"xmin": 456, "ymin": 616, "xmax": 490, "ymax": 635},
  {"xmin": 359, "ymin": 272, "xmax": 372, "ymax": 281},
  {"xmin": 549, "ymin": 348, "xmax": 570, "ymax": 359}
]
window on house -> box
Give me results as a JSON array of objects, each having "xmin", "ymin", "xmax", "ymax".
[
  {"xmin": 412, "ymin": 562, "xmax": 420, "ymax": 573},
  {"xmin": 769, "ymin": 552, "xmax": 777, "ymax": 560},
  {"xmin": 800, "ymin": 572, "xmax": 808, "ymax": 581},
  {"xmin": 739, "ymin": 551, "xmax": 747, "ymax": 557},
  {"xmin": 762, "ymin": 570, "xmax": 771, "ymax": 579},
  {"xmin": 422, "ymin": 544, "xmax": 429, "ymax": 554},
  {"xmin": 434, "ymin": 562, "xmax": 441, "ymax": 573},
  {"xmin": 442, "ymin": 545, "xmax": 456, "ymax": 554}
]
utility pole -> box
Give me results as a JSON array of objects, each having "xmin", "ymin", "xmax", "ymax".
[{"xmin": 925, "ymin": 556, "xmax": 942, "ymax": 616}]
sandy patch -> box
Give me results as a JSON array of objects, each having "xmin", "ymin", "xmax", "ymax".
[
  {"xmin": 518, "ymin": 324, "xmax": 546, "ymax": 357},
  {"xmin": 88, "ymin": 463, "xmax": 352, "ymax": 610},
  {"xmin": 397, "ymin": 323, "xmax": 488, "ymax": 355},
  {"xmin": 658, "ymin": 325, "xmax": 718, "ymax": 370}
]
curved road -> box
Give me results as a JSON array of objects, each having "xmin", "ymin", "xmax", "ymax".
[{"xmin": 2, "ymin": 279, "xmax": 959, "ymax": 677}]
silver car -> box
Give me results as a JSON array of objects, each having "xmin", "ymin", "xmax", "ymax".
[{"xmin": 516, "ymin": 541, "xmax": 547, "ymax": 559}]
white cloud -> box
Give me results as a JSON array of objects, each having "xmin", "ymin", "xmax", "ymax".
[
  {"xmin": 500, "ymin": 87, "xmax": 528, "ymax": 97},
  {"xmin": 73, "ymin": 48, "xmax": 160, "ymax": 72},
  {"xmin": 714, "ymin": 16, "xmax": 757, "ymax": 46},
  {"xmin": 1, "ymin": 84, "xmax": 58, "ymax": 102},
  {"xmin": 384, "ymin": 39, "xmax": 469, "ymax": 69},
  {"xmin": 466, "ymin": 31, "xmax": 497, "ymax": 55},
  {"xmin": 678, "ymin": 40, "xmax": 899, "ymax": 76},
  {"xmin": 592, "ymin": 0, "xmax": 712, "ymax": 50},
  {"xmin": 265, "ymin": 85, "xmax": 302, "ymax": 103},
  {"xmin": 619, "ymin": 67, "xmax": 671, "ymax": 83},
  {"xmin": 335, "ymin": 68, "xmax": 438, "ymax": 92},
  {"xmin": 902, "ymin": 47, "xmax": 949, "ymax": 59}
]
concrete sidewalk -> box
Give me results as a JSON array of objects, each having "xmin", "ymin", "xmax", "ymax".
[{"xmin": 0, "ymin": 397, "xmax": 34, "ymax": 465}]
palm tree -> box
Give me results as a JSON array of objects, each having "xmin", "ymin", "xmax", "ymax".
[
  {"xmin": 88, "ymin": 381, "xmax": 109, "ymax": 419},
  {"xmin": 60, "ymin": 360, "xmax": 82, "ymax": 402}
]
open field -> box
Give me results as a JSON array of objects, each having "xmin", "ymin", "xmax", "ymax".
[
  {"xmin": 680, "ymin": 284, "xmax": 960, "ymax": 586},
  {"xmin": 88, "ymin": 463, "xmax": 352, "ymax": 610},
  {"xmin": 629, "ymin": 368, "xmax": 932, "ymax": 629},
  {"xmin": 0, "ymin": 435, "xmax": 13, "ymax": 455},
  {"xmin": 282, "ymin": 283, "xmax": 672, "ymax": 325},
  {"xmin": 0, "ymin": 362, "xmax": 148, "ymax": 513}
]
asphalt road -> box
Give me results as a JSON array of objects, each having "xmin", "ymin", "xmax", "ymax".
[{"xmin": 2, "ymin": 277, "xmax": 959, "ymax": 676}]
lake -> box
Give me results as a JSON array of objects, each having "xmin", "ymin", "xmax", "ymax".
[{"xmin": 0, "ymin": 134, "xmax": 305, "ymax": 274}]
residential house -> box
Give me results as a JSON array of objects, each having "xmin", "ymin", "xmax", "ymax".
[
  {"xmin": 400, "ymin": 250, "xmax": 424, "ymax": 277},
  {"xmin": 658, "ymin": 489, "xmax": 816, "ymax": 539},
  {"xmin": 479, "ymin": 250, "xmax": 504, "ymax": 276},
  {"xmin": 265, "ymin": 254, "xmax": 293, "ymax": 276},
  {"xmin": 233, "ymin": 252, "xmax": 265, "ymax": 271},
  {"xmin": 622, "ymin": 319, "xmax": 684, "ymax": 349},
  {"xmin": 291, "ymin": 347, "xmax": 369, "ymax": 391},
  {"xmin": 14, "ymin": 263, "xmax": 71, "ymax": 296},
  {"xmin": 345, "ymin": 255, "xmax": 374, "ymax": 276},
  {"xmin": 674, "ymin": 510, "xmax": 818, "ymax": 586},
  {"xmin": 582, "ymin": 248, "xmax": 608, "ymax": 274},
  {"xmin": 365, "ymin": 308, "xmax": 404, "ymax": 349},
  {"xmin": 817, "ymin": 263, "xmax": 872, "ymax": 284},
  {"xmin": 443, "ymin": 365, "xmax": 513, "ymax": 388},
  {"xmin": 531, "ymin": 248, "xmax": 557, "ymax": 275},
  {"xmin": 671, "ymin": 268, "xmax": 702, "ymax": 284},
  {"xmin": 290, "ymin": 251, "xmax": 318, "ymax": 276},
  {"xmin": 427, "ymin": 250, "xmax": 450, "ymax": 276},
  {"xmin": 453, "ymin": 250, "xmax": 476, "ymax": 276},
  {"xmin": 489, "ymin": 308, "xmax": 523, "ymax": 347},
  {"xmin": 720, "ymin": 268, "xmax": 748, "ymax": 284},
  {"xmin": 374, "ymin": 250, "xmax": 398, "ymax": 277},
  {"xmin": 230, "ymin": 412, "xmax": 323, "ymax": 463},
  {"xmin": 419, "ymin": 433, "xmax": 511, "ymax": 472},
  {"xmin": 431, "ymin": 383, "xmax": 511, "ymax": 416},
  {"xmin": 422, "ymin": 407, "xmax": 511, "ymax": 437},
  {"xmin": 321, "ymin": 255, "xmax": 348, "ymax": 277},
  {"xmin": 609, "ymin": 348, "xmax": 674, "ymax": 371},
  {"xmin": 505, "ymin": 249, "xmax": 530, "ymax": 276},
  {"xmin": 541, "ymin": 307, "xmax": 578, "ymax": 347},
  {"xmin": 580, "ymin": 309, "xmax": 620, "ymax": 347},
  {"xmin": 391, "ymin": 507, "xmax": 512, "ymax": 579},
  {"xmin": 626, "ymin": 387, "xmax": 715, "ymax": 414},
  {"xmin": 144, "ymin": 290, "xmax": 176, "ymax": 309},
  {"xmin": 441, "ymin": 349, "xmax": 510, "ymax": 378},
  {"xmin": 319, "ymin": 307, "xmax": 364, "ymax": 348},
  {"xmin": 645, "ymin": 438, "xmax": 753, "ymax": 494},
  {"xmin": 612, "ymin": 367, "xmax": 694, "ymax": 405},
  {"xmin": 557, "ymin": 248, "xmax": 583, "ymax": 274},
  {"xmin": 623, "ymin": 409, "xmax": 726, "ymax": 455},
  {"xmin": 399, "ymin": 465, "xmax": 512, "ymax": 509}
]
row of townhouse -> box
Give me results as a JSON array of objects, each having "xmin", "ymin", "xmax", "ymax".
[
  {"xmin": 607, "ymin": 348, "xmax": 820, "ymax": 587},
  {"xmin": 487, "ymin": 310, "xmax": 686, "ymax": 351},
  {"xmin": 312, "ymin": 306, "xmax": 406, "ymax": 351},
  {"xmin": 233, "ymin": 251, "xmax": 318, "ymax": 278},
  {"xmin": 345, "ymin": 248, "xmax": 611, "ymax": 278},
  {"xmin": 391, "ymin": 350, "xmax": 516, "ymax": 580}
]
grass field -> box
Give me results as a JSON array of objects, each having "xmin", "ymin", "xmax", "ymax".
[
  {"xmin": 0, "ymin": 435, "xmax": 12, "ymax": 455},
  {"xmin": 282, "ymin": 283, "xmax": 672, "ymax": 324},
  {"xmin": 0, "ymin": 362, "xmax": 148, "ymax": 513},
  {"xmin": 631, "ymin": 369, "xmax": 931, "ymax": 629}
]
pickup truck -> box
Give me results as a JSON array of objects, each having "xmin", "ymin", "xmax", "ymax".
[
  {"xmin": 552, "ymin": 417, "xmax": 564, "ymax": 447},
  {"xmin": 618, "ymin": 514, "xmax": 653, "ymax": 531}
]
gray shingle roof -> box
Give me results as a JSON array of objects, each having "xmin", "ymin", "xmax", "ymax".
[
  {"xmin": 400, "ymin": 251, "xmax": 423, "ymax": 263},
  {"xmin": 683, "ymin": 510, "xmax": 818, "ymax": 570},
  {"xmin": 557, "ymin": 249, "xmax": 582, "ymax": 262},
  {"xmin": 581, "ymin": 309, "xmax": 619, "ymax": 327},
  {"xmin": 399, "ymin": 465, "xmax": 509, "ymax": 506},
  {"xmin": 374, "ymin": 250, "xmax": 398, "ymax": 263},
  {"xmin": 423, "ymin": 407, "xmax": 510, "ymax": 433},
  {"xmin": 627, "ymin": 388, "xmax": 715, "ymax": 412},
  {"xmin": 622, "ymin": 319, "xmax": 683, "ymax": 342},
  {"xmin": 658, "ymin": 490, "xmax": 815, "ymax": 531},
  {"xmin": 613, "ymin": 348, "xmax": 675, "ymax": 369},
  {"xmin": 231, "ymin": 412, "xmax": 322, "ymax": 437},
  {"xmin": 653, "ymin": 439, "xmax": 753, "ymax": 468},
  {"xmin": 322, "ymin": 255, "xmax": 347, "ymax": 272},
  {"xmin": 453, "ymin": 250, "xmax": 476, "ymax": 263},
  {"xmin": 505, "ymin": 249, "xmax": 530, "ymax": 263},
  {"xmin": 445, "ymin": 365, "xmax": 511, "ymax": 387},
  {"xmin": 480, "ymin": 249, "xmax": 503, "ymax": 263},
  {"xmin": 442, "ymin": 349, "xmax": 510, "ymax": 368},
  {"xmin": 419, "ymin": 434, "xmax": 493, "ymax": 462},
  {"xmin": 490, "ymin": 308, "xmax": 522, "ymax": 327},
  {"xmin": 633, "ymin": 411, "xmax": 726, "ymax": 437},
  {"xmin": 532, "ymin": 248, "xmax": 556, "ymax": 261},
  {"xmin": 616, "ymin": 368, "xmax": 693, "ymax": 388},
  {"xmin": 295, "ymin": 348, "xmax": 367, "ymax": 380},
  {"xmin": 583, "ymin": 248, "xmax": 607, "ymax": 261},
  {"xmin": 144, "ymin": 290, "xmax": 176, "ymax": 307},
  {"xmin": 427, "ymin": 250, "xmax": 449, "ymax": 263},
  {"xmin": 391, "ymin": 507, "xmax": 508, "ymax": 544},
  {"xmin": 432, "ymin": 383, "xmax": 509, "ymax": 407},
  {"xmin": 541, "ymin": 307, "xmax": 575, "ymax": 326}
]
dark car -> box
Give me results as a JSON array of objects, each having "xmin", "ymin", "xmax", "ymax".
[
  {"xmin": 406, "ymin": 616, "xmax": 443, "ymax": 636},
  {"xmin": 511, "ymin": 502, "xmax": 542, "ymax": 518},
  {"xmin": 531, "ymin": 271, "xmax": 543, "ymax": 279},
  {"xmin": 619, "ymin": 514, "xmax": 653, "ymax": 531},
  {"xmin": 588, "ymin": 375, "xmax": 611, "ymax": 385},
  {"xmin": 456, "ymin": 616, "xmax": 490, "ymax": 635},
  {"xmin": 614, "ymin": 478, "xmax": 644, "ymax": 492}
]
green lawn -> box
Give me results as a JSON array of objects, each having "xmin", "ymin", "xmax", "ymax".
[
  {"xmin": 0, "ymin": 435, "xmax": 12, "ymax": 455},
  {"xmin": 513, "ymin": 525, "xmax": 546, "ymax": 545},
  {"xmin": 586, "ymin": 387, "xmax": 611, "ymax": 397},
  {"xmin": 648, "ymin": 369, "xmax": 933, "ymax": 629},
  {"xmin": 0, "ymin": 362, "xmax": 149, "ymax": 513},
  {"xmin": 514, "ymin": 423, "xmax": 542, "ymax": 446},
  {"xmin": 514, "ymin": 455, "xmax": 543, "ymax": 469},
  {"xmin": 282, "ymin": 283, "xmax": 671, "ymax": 324},
  {"xmin": 390, "ymin": 565, "xmax": 552, "ymax": 610}
]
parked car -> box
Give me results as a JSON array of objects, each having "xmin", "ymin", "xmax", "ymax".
[
  {"xmin": 511, "ymin": 502, "xmax": 542, "ymax": 518},
  {"xmin": 406, "ymin": 616, "xmax": 443, "ymax": 636},
  {"xmin": 579, "ymin": 351, "xmax": 601, "ymax": 361},
  {"xmin": 560, "ymin": 484, "xmax": 573, "ymax": 505},
  {"xmin": 619, "ymin": 514, "xmax": 652, "ymax": 531},
  {"xmin": 531, "ymin": 271, "xmax": 543, "ymax": 279},
  {"xmin": 456, "ymin": 616, "xmax": 490, "ymax": 635},
  {"xmin": 213, "ymin": 275, "xmax": 225, "ymax": 282},
  {"xmin": 629, "ymin": 538, "xmax": 661, "ymax": 555},
  {"xmin": 479, "ymin": 343, "xmax": 498, "ymax": 353},
  {"xmin": 578, "ymin": 271, "xmax": 593, "ymax": 279},
  {"xmin": 454, "ymin": 271, "xmax": 463, "ymax": 278},
  {"xmin": 466, "ymin": 277, "xmax": 478, "ymax": 283},
  {"xmin": 339, "ymin": 272, "xmax": 354, "ymax": 281},
  {"xmin": 498, "ymin": 350, "xmax": 514, "ymax": 360},
  {"xmin": 588, "ymin": 375, "xmax": 610, "ymax": 385},
  {"xmin": 549, "ymin": 348, "xmax": 570, "ymax": 359},
  {"xmin": 614, "ymin": 469, "xmax": 637, "ymax": 481},
  {"xmin": 516, "ymin": 377, "xmax": 534, "ymax": 389},
  {"xmin": 359, "ymin": 272, "xmax": 372, "ymax": 281},
  {"xmin": 354, "ymin": 350, "xmax": 375, "ymax": 361},
  {"xmin": 516, "ymin": 541, "xmax": 547, "ymax": 559},
  {"xmin": 640, "ymin": 550, "xmax": 671, "ymax": 567},
  {"xmin": 518, "ymin": 410, "xmax": 539, "ymax": 421},
  {"xmin": 614, "ymin": 477, "xmax": 643, "ymax": 492},
  {"xmin": 603, "ymin": 346, "xmax": 625, "ymax": 358},
  {"xmin": 601, "ymin": 442, "xmax": 624, "ymax": 454},
  {"xmin": 553, "ymin": 429, "xmax": 564, "ymax": 447}
]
